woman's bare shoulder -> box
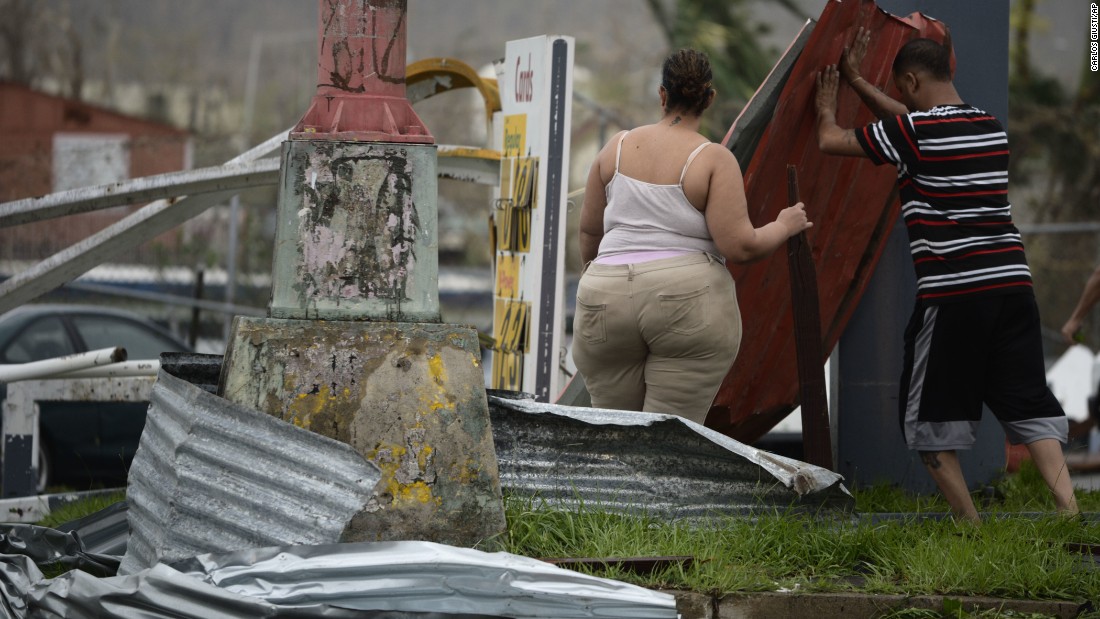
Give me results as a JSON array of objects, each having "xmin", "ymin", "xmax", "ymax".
[{"xmin": 694, "ymin": 141, "xmax": 739, "ymax": 173}]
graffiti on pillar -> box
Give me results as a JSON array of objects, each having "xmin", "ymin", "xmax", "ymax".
[
  {"xmin": 321, "ymin": 0, "xmax": 407, "ymax": 92},
  {"xmin": 298, "ymin": 147, "xmax": 418, "ymax": 306}
]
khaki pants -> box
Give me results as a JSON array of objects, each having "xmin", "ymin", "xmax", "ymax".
[{"xmin": 572, "ymin": 253, "xmax": 742, "ymax": 424}]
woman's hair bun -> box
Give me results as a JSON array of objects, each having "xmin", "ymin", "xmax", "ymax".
[{"xmin": 661, "ymin": 49, "xmax": 714, "ymax": 116}]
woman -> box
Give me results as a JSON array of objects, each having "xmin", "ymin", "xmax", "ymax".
[{"xmin": 573, "ymin": 48, "xmax": 811, "ymax": 424}]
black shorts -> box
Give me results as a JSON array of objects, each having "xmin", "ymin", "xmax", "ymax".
[{"xmin": 898, "ymin": 292, "xmax": 1067, "ymax": 450}]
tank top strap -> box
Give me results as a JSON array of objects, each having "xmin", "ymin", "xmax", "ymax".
[
  {"xmin": 678, "ymin": 141, "xmax": 713, "ymax": 186},
  {"xmin": 614, "ymin": 130, "xmax": 630, "ymax": 172}
]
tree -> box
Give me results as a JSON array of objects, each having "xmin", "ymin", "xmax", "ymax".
[
  {"xmin": 1007, "ymin": 0, "xmax": 1100, "ymax": 347},
  {"xmin": 0, "ymin": 0, "xmax": 45, "ymax": 87},
  {"xmin": 644, "ymin": 0, "xmax": 804, "ymax": 139}
]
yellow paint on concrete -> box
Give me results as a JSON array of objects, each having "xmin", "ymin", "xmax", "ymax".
[
  {"xmin": 453, "ymin": 458, "xmax": 483, "ymax": 484},
  {"xmin": 369, "ymin": 442, "xmax": 441, "ymax": 507},
  {"xmin": 287, "ymin": 383, "xmax": 354, "ymax": 431},
  {"xmin": 429, "ymin": 353, "xmax": 446, "ymax": 385},
  {"xmin": 418, "ymin": 353, "xmax": 456, "ymax": 415},
  {"xmin": 398, "ymin": 480, "xmax": 440, "ymax": 505},
  {"xmin": 417, "ymin": 444, "xmax": 434, "ymax": 470}
]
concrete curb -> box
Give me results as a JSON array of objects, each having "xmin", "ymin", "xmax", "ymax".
[{"xmin": 663, "ymin": 590, "xmax": 1091, "ymax": 619}]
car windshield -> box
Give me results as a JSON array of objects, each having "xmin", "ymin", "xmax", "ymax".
[
  {"xmin": 71, "ymin": 315, "xmax": 188, "ymax": 361},
  {"xmin": 1, "ymin": 316, "xmax": 77, "ymax": 363}
]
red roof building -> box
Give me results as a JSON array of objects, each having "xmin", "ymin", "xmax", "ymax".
[{"xmin": 0, "ymin": 81, "xmax": 192, "ymax": 260}]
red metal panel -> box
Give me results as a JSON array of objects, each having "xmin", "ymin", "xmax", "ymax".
[{"xmin": 708, "ymin": 0, "xmax": 950, "ymax": 442}]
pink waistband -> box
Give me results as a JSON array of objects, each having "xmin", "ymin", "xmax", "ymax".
[{"xmin": 594, "ymin": 249, "xmax": 694, "ymax": 265}]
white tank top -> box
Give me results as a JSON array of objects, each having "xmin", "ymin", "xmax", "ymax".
[{"xmin": 596, "ymin": 131, "xmax": 723, "ymax": 263}]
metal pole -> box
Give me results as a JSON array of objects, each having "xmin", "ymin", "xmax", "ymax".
[{"xmin": 225, "ymin": 195, "xmax": 239, "ymax": 342}]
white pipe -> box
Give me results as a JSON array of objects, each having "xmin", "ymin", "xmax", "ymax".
[
  {"xmin": 53, "ymin": 360, "xmax": 159, "ymax": 379},
  {"xmin": 0, "ymin": 347, "xmax": 126, "ymax": 383}
]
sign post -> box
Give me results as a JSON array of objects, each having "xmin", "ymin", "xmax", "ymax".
[{"xmin": 489, "ymin": 35, "xmax": 574, "ymax": 402}]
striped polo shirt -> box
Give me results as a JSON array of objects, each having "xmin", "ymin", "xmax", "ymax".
[{"xmin": 854, "ymin": 104, "xmax": 1032, "ymax": 304}]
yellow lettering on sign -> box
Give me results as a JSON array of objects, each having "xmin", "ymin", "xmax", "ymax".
[
  {"xmin": 493, "ymin": 299, "xmax": 530, "ymax": 354},
  {"xmin": 495, "ymin": 254, "xmax": 522, "ymax": 299},
  {"xmin": 491, "ymin": 350, "xmax": 524, "ymax": 391},
  {"xmin": 502, "ymin": 115, "xmax": 527, "ymax": 158}
]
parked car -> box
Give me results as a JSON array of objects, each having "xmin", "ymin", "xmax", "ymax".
[{"xmin": 0, "ymin": 304, "xmax": 193, "ymax": 492}]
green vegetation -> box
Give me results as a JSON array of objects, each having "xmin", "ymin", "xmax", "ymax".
[
  {"xmin": 500, "ymin": 496, "xmax": 1099, "ymax": 601},
  {"xmin": 30, "ymin": 462, "xmax": 1100, "ymax": 616},
  {"xmin": 880, "ymin": 605, "xmax": 1100, "ymax": 619},
  {"xmin": 856, "ymin": 460, "xmax": 1100, "ymax": 514},
  {"xmin": 35, "ymin": 491, "xmax": 126, "ymax": 530},
  {"xmin": 499, "ymin": 462, "xmax": 1100, "ymax": 608}
]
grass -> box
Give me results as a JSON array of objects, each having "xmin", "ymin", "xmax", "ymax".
[
  {"xmin": 879, "ymin": 607, "xmax": 1099, "ymax": 619},
  {"xmin": 34, "ymin": 490, "xmax": 126, "ymax": 530},
  {"xmin": 856, "ymin": 460, "xmax": 1100, "ymax": 514},
  {"xmin": 499, "ymin": 496, "xmax": 1100, "ymax": 600},
  {"xmin": 497, "ymin": 461, "xmax": 1100, "ymax": 612},
  {"xmin": 28, "ymin": 462, "xmax": 1100, "ymax": 618}
]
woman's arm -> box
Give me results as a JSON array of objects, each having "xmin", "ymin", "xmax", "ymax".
[
  {"xmin": 703, "ymin": 148, "xmax": 811, "ymax": 263},
  {"xmin": 578, "ymin": 132, "xmax": 624, "ymax": 264},
  {"xmin": 1062, "ymin": 265, "xmax": 1100, "ymax": 343}
]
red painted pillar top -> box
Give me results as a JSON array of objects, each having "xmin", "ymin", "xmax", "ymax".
[{"xmin": 292, "ymin": 0, "xmax": 434, "ymax": 143}]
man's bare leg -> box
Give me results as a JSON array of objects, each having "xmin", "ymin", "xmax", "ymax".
[
  {"xmin": 920, "ymin": 450, "xmax": 980, "ymax": 522},
  {"xmin": 1024, "ymin": 438, "xmax": 1079, "ymax": 515}
]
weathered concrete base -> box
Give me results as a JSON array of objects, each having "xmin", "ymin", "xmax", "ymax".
[
  {"xmin": 662, "ymin": 590, "xmax": 1088, "ymax": 619},
  {"xmin": 270, "ymin": 139, "xmax": 440, "ymax": 322},
  {"xmin": 218, "ymin": 316, "xmax": 506, "ymax": 547}
]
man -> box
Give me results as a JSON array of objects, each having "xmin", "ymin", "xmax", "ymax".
[
  {"xmin": 815, "ymin": 30, "xmax": 1078, "ymax": 521},
  {"xmin": 1062, "ymin": 263, "xmax": 1100, "ymax": 434},
  {"xmin": 1062, "ymin": 264, "xmax": 1100, "ymax": 345}
]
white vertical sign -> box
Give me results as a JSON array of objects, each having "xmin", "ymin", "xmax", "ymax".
[{"xmin": 490, "ymin": 35, "xmax": 573, "ymax": 402}]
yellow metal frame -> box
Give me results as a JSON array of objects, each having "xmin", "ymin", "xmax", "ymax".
[{"xmin": 407, "ymin": 57, "xmax": 501, "ymax": 131}]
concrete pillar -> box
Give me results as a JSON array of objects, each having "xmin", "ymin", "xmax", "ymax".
[{"xmin": 218, "ymin": 0, "xmax": 506, "ymax": 546}]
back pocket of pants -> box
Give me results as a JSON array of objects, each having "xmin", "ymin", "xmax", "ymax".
[
  {"xmin": 576, "ymin": 299, "xmax": 607, "ymax": 344},
  {"xmin": 659, "ymin": 287, "xmax": 708, "ymax": 335}
]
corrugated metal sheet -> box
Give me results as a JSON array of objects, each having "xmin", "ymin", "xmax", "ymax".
[
  {"xmin": 123, "ymin": 348, "xmax": 847, "ymax": 576},
  {"xmin": 488, "ymin": 392, "xmax": 851, "ymax": 518},
  {"xmin": 711, "ymin": 0, "xmax": 951, "ymax": 442},
  {"xmin": 120, "ymin": 369, "xmax": 382, "ymax": 575},
  {"xmin": 0, "ymin": 538, "xmax": 677, "ymax": 619},
  {"xmin": 174, "ymin": 541, "xmax": 678, "ymax": 618},
  {"xmin": 56, "ymin": 500, "xmax": 130, "ymax": 558}
]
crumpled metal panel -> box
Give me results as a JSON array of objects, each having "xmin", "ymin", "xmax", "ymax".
[
  {"xmin": 488, "ymin": 392, "xmax": 851, "ymax": 517},
  {"xmin": 120, "ymin": 370, "xmax": 382, "ymax": 575},
  {"xmin": 0, "ymin": 522, "xmax": 119, "ymax": 577},
  {"xmin": 56, "ymin": 499, "xmax": 130, "ymax": 559},
  {"xmin": 0, "ymin": 538, "xmax": 677, "ymax": 618},
  {"xmin": 175, "ymin": 540, "xmax": 677, "ymax": 618}
]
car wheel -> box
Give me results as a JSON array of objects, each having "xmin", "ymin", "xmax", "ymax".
[{"xmin": 36, "ymin": 441, "xmax": 50, "ymax": 495}]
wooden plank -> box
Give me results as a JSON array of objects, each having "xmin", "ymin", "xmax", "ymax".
[{"xmin": 786, "ymin": 166, "xmax": 832, "ymax": 470}]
